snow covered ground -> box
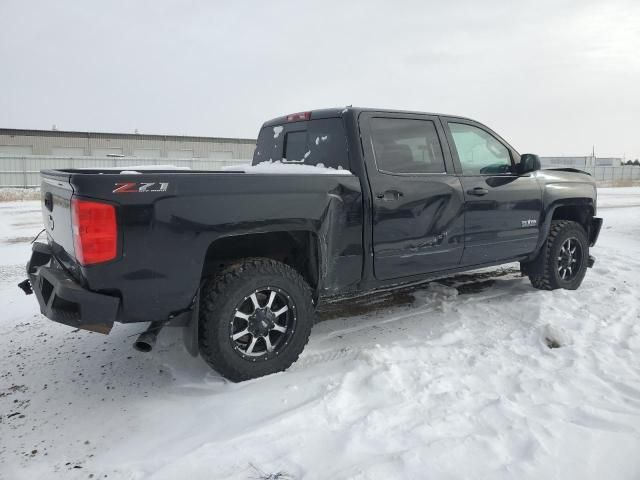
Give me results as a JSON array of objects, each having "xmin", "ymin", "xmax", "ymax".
[{"xmin": 1, "ymin": 188, "xmax": 639, "ymax": 480}]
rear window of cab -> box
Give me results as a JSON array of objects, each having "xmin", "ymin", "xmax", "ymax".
[{"xmin": 253, "ymin": 118, "xmax": 350, "ymax": 170}]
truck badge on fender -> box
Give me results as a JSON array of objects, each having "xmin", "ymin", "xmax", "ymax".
[
  {"xmin": 113, "ymin": 182, "xmax": 169, "ymax": 193},
  {"xmin": 521, "ymin": 219, "xmax": 537, "ymax": 227}
]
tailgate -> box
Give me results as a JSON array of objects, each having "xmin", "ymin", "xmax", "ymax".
[{"xmin": 41, "ymin": 172, "xmax": 75, "ymax": 258}]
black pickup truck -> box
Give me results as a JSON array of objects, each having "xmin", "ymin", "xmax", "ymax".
[{"xmin": 20, "ymin": 108, "xmax": 602, "ymax": 381}]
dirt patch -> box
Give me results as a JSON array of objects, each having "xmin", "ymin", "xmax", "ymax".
[
  {"xmin": 0, "ymin": 264, "xmax": 27, "ymax": 285},
  {"xmin": 0, "ymin": 385, "xmax": 27, "ymax": 398},
  {"xmin": 0, "ymin": 189, "xmax": 41, "ymax": 202},
  {"xmin": 3, "ymin": 236, "xmax": 33, "ymax": 244},
  {"xmin": 545, "ymin": 337, "xmax": 562, "ymax": 349},
  {"xmin": 317, "ymin": 267, "xmax": 520, "ymax": 321},
  {"xmin": 598, "ymin": 180, "xmax": 640, "ymax": 188},
  {"xmin": 455, "ymin": 279, "xmax": 496, "ymax": 294},
  {"xmin": 318, "ymin": 289, "xmax": 415, "ymax": 321},
  {"xmin": 10, "ymin": 222, "xmax": 41, "ymax": 228},
  {"xmin": 541, "ymin": 324, "xmax": 571, "ymax": 349}
]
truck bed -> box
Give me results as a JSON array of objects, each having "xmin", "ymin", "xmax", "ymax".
[{"xmin": 37, "ymin": 168, "xmax": 364, "ymax": 327}]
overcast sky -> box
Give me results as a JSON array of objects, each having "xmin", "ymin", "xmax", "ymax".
[{"xmin": 1, "ymin": 0, "xmax": 639, "ymax": 159}]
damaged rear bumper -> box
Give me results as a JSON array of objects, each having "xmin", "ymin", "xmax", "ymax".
[{"xmin": 19, "ymin": 243, "xmax": 119, "ymax": 334}]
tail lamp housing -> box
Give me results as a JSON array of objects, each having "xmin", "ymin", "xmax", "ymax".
[
  {"xmin": 71, "ymin": 198, "xmax": 118, "ymax": 266},
  {"xmin": 286, "ymin": 111, "xmax": 311, "ymax": 122}
]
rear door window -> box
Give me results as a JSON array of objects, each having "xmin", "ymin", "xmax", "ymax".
[
  {"xmin": 253, "ymin": 118, "xmax": 349, "ymax": 170},
  {"xmin": 370, "ymin": 117, "xmax": 446, "ymax": 174}
]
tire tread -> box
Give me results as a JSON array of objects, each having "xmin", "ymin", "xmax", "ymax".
[{"xmin": 527, "ymin": 220, "xmax": 585, "ymax": 290}]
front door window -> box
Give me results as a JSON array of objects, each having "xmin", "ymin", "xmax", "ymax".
[{"xmin": 449, "ymin": 123, "xmax": 512, "ymax": 175}]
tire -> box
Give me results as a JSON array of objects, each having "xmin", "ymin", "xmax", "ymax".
[
  {"xmin": 524, "ymin": 220, "xmax": 589, "ymax": 291},
  {"xmin": 198, "ymin": 258, "xmax": 314, "ymax": 382}
]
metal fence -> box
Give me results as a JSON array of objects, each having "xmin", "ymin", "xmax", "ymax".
[
  {"xmin": 575, "ymin": 165, "xmax": 640, "ymax": 186},
  {"xmin": 1, "ymin": 155, "xmax": 639, "ymax": 188},
  {"xmin": 0, "ymin": 155, "xmax": 252, "ymax": 188}
]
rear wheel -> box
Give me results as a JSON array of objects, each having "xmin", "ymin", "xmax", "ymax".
[
  {"xmin": 523, "ymin": 220, "xmax": 589, "ymax": 290},
  {"xmin": 199, "ymin": 258, "xmax": 314, "ymax": 382}
]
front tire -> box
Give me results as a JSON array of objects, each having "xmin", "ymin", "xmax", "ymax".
[
  {"xmin": 199, "ymin": 258, "xmax": 314, "ymax": 382},
  {"xmin": 523, "ymin": 220, "xmax": 589, "ymax": 290}
]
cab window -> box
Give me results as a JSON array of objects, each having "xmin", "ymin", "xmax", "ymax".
[
  {"xmin": 253, "ymin": 118, "xmax": 350, "ymax": 170},
  {"xmin": 449, "ymin": 123, "xmax": 512, "ymax": 175},
  {"xmin": 370, "ymin": 117, "xmax": 446, "ymax": 174}
]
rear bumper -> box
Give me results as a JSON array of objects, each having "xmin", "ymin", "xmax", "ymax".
[
  {"xmin": 590, "ymin": 217, "xmax": 603, "ymax": 246},
  {"xmin": 21, "ymin": 243, "xmax": 119, "ymax": 334}
]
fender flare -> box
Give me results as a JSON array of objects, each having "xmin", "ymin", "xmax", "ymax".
[{"xmin": 530, "ymin": 199, "xmax": 595, "ymax": 259}]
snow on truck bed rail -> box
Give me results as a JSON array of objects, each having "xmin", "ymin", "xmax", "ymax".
[
  {"xmin": 76, "ymin": 165, "xmax": 192, "ymax": 174},
  {"xmin": 223, "ymin": 160, "xmax": 354, "ymax": 175},
  {"xmin": 75, "ymin": 162, "xmax": 353, "ymax": 175}
]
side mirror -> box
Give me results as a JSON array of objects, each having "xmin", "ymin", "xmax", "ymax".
[{"xmin": 519, "ymin": 153, "xmax": 541, "ymax": 174}]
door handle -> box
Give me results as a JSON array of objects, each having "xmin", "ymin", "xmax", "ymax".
[
  {"xmin": 466, "ymin": 187, "xmax": 489, "ymax": 196},
  {"xmin": 376, "ymin": 190, "xmax": 404, "ymax": 201}
]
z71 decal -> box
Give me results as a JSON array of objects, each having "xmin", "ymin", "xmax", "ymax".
[{"xmin": 113, "ymin": 182, "xmax": 169, "ymax": 193}]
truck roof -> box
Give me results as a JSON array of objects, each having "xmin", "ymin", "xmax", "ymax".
[{"xmin": 261, "ymin": 107, "xmax": 475, "ymax": 127}]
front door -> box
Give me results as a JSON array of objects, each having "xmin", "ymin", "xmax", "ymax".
[
  {"xmin": 442, "ymin": 118, "xmax": 543, "ymax": 266},
  {"xmin": 360, "ymin": 112, "xmax": 465, "ymax": 280}
]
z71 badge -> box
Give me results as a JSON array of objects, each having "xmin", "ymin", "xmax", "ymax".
[
  {"xmin": 113, "ymin": 182, "xmax": 169, "ymax": 193},
  {"xmin": 521, "ymin": 219, "xmax": 537, "ymax": 227}
]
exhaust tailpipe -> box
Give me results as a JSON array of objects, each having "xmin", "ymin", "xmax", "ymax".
[{"xmin": 134, "ymin": 322, "xmax": 164, "ymax": 353}]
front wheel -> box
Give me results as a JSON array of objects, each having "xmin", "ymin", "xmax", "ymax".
[
  {"xmin": 523, "ymin": 220, "xmax": 589, "ymax": 290},
  {"xmin": 198, "ymin": 258, "xmax": 314, "ymax": 382}
]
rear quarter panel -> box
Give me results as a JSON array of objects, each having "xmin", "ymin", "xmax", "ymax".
[{"xmin": 69, "ymin": 172, "xmax": 363, "ymax": 323}]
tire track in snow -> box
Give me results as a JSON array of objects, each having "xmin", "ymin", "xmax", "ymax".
[{"xmin": 298, "ymin": 272, "xmax": 529, "ymax": 371}]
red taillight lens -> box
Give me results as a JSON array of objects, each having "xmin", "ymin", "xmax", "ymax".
[
  {"xmin": 286, "ymin": 111, "xmax": 311, "ymax": 122},
  {"xmin": 71, "ymin": 198, "xmax": 117, "ymax": 266}
]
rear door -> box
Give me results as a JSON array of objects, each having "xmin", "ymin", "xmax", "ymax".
[
  {"xmin": 360, "ymin": 112, "xmax": 465, "ymax": 280},
  {"xmin": 441, "ymin": 118, "xmax": 542, "ymax": 265}
]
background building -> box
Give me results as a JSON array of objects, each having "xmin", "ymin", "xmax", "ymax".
[
  {"xmin": 1, "ymin": 129, "xmax": 638, "ymax": 187},
  {"xmin": 537, "ymin": 155, "xmax": 638, "ymax": 187},
  {"xmin": 0, "ymin": 128, "xmax": 256, "ymax": 161},
  {"xmin": 540, "ymin": 155, "xmax": 623, "ymax": 168},
  {"xmin": 0, "ymin": 128, "xmax": 257, "ymax": 187}
]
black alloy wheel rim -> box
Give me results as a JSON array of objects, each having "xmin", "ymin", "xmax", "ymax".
[
  {"xmin": 557, "ymin": 237, "xmax": 582, "ymax": 281},
  {"xmin": 230, "ymin": 287, "xmax": 296, "ymax": 361}
]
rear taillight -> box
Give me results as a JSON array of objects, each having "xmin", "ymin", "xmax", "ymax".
[{"xmin": 71, "ymin": 198, "xmax": 117, "ymax": 266}]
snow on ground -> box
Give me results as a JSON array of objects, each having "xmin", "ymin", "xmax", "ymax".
[{"xmin": 1, "ymin": 188, "xmax": 639, "ymax": 480}]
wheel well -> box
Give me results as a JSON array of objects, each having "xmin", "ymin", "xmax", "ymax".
[
  {"xmin": 201, "ymin": 231, "xmax": 319, "ymax": 292},
  {"xmin": 551, "ymin": 205, "xmax": 593, "ymax": 229}
]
